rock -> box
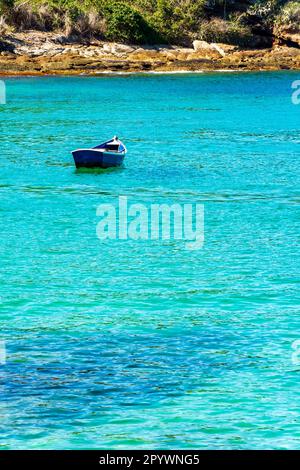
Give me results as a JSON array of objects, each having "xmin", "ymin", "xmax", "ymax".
[
  {"xmin": 1, "ymin": 50, "xmax": 14, "ymax": 57},
  {"xmin": 276, "ymin": 32, "xmax": 300, "ymax": 48},
  {"xmin": 0, "ymin": 38, "xmax": 15, "ymax": 53},
  {"xmin": 130, "ymin": 49, "xmax": 159, "ymax": 61},
  {"xmin": 193, "ymin": 40, "xmax": 212, "ymax": 51},
  {"xmin": 210, "ymin": 43, "xmax": 226, "ymax": 57},
  {"xmin": 214, "ymin": 43, "xmax": 238, "ymax": 53},
  {"xmin": 111, "ymin": 44, "xmax": 135, "ymax": 54},
  {"xmin": 210, "ymin": 43, "xmax": 239, "ymax": 56},
  {"xmin": 176, "ymin": 51, "xmax": 191, "ymax": 61},
  {"xmin": 161, "ymin": 50, "xmax": 177, "ymax": 60},
  {"xmin": 193, "ymin": 40, "xmax": 229, "ymax": 57},
  {"xmin": 0, "ymin": 30, "xmax": 299, "ymax": 75},
  {"xmin": 101, "ymin": 43, "xmax": 135, "ymax": 55},
  {"xmin": 102, "ymin": 43, "xmax": 113, "ymax": 53},
  {"xmin": 53, "ymin": 35, "xmax": 69, "ymax": 45},
  {"xmin": 81, "ymin": 49, "xmax": 99, "ymax": 58}
]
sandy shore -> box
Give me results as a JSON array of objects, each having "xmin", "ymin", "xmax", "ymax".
[{"xmin": 0, "ymin": 31, "xmax": 300, "ymax": 75}]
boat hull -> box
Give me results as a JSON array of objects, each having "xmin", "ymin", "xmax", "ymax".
[{"xmin": 72, "ymin": 149, "xmax": 125, "ymax": 169}]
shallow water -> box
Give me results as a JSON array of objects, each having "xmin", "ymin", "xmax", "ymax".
[{"xmin": 0, "ymin": 72, "xmax": 299, "ymax": 449}]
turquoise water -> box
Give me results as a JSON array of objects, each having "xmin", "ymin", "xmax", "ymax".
[{"xmin": 0, "ymin": 72, "xmax": 299, "ymax": 449}]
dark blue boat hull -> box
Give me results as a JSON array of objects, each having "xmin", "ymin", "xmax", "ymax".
[{"xmin": 72, "ymin": 149, "xmax": 125, "ymax": 169}]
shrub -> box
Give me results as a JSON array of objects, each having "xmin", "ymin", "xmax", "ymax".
[
  {"xmin": 275, "ymin": 1, "xmax": 300, "ymax": 34},
  {"xmin": 63, "ymin": 5, "xmax": 103, "ymax": 37},
  {"xmin": 0, "ymin": 0, "xmax": 15, "ymax": 13},
  {"xmin": 198, "ymin": 16, "xmax": 253, "ymax": 46},
  {"xmin": 146, "ymin": 0, "xmax": 207, "ymax": 44},
  {"xmin": 12, "ymin": 1, "xmax": 62, "ymax": 30},
  {"xmin": 103, "ymin": 1, "xmax": 158, "ymax": 43},
  {"xmin": 9, "ymin": 0, "xmax": 104, "ymax": 36},
  {"xmin": 0, "ymin": 14, "xmax": 13, "ymax": 33},
  {"xmin": 0, "ymin": 0, "xmax": 299, "ymax": 46},
  {"xmin": 0, "ymin": 0, "xmax": 15, "ymax": 25},
  {"xmin": 245, "ymin": 0, "xmax": 283, "ymax": 28}
]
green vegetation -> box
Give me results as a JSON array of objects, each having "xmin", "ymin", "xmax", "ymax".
[
  {"xmin": 0, "ymin": 0, "xmax": 299, "ymax": 46},
  {"xmin": 197, "ymin": 17, "xmax": 253, "ymax": 47},
  {"xmin": 104, "ymin": 1, "xmax": 159, "ymax": 43},
  {"xmin": 275, "ymin": 1, "xmax": 300, "ymax": 33}
]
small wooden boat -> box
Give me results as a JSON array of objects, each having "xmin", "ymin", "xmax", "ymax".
[{"xmin": 72, "ymin": 136, "xmax": 127, "ymax": 169}]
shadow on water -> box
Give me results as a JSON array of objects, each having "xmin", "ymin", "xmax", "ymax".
[{"xmin": 74, "ymin": 165, "xmax": 125, "ymax": 175}]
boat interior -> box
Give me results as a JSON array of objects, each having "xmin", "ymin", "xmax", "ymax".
[
  {"xmin": 105, "ymin": 142, "xmax": 120, "ymax": 152},
  {"xmin": 92, "ymin": 137, "xmax": 125, "ymax": 153}
]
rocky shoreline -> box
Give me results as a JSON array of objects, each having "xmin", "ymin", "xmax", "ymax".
[{"xmin": 0, "ymin": 31, "xmax": 300, "ymax": 75}]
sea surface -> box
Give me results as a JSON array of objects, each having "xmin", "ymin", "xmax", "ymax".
[{"xmin": 0, "ymin": 72, "xmax": 299, "ymax": 449}]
